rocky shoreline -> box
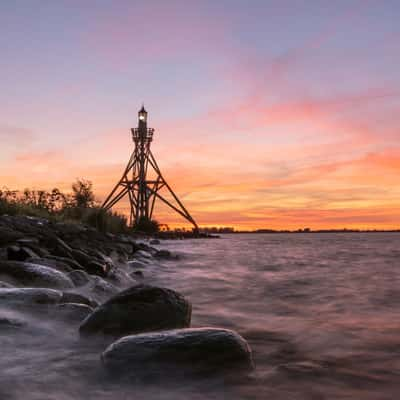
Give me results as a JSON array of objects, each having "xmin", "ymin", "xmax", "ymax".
[{"xmin": 0, "ymin": 215, "xmax": 253, "ymax": 381}]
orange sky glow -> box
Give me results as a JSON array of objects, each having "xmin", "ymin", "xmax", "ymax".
[{"xmin": 1, "ymin": 1, "xmax": 399, "ymax": 230}]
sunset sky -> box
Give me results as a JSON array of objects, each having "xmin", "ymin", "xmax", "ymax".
[{"xmin": 1, "ymin": 1, "xmax": 400, "ymax": 230}]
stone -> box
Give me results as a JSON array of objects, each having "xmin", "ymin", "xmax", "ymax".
[
  {"xmin": 0, "ymin": 260, "xmax": 74, "ymax": 289},
  {"xmin": 61, "ymin": 291, "xmax": 98, "ymax": 307},
  {"xmin": 0, "ymin": 313, "xmax": 27, "ymax": 331},
  {"xmin": 85, "ymin": 260, "xmax": 109, "ymax": 277},
  {"xmin": 0, "ymin": 280, "xmax": 13, "ymax": 288},
  {"xmin": 0, "ymin": 226, "xmax": 24, "ymax": 246},
  {"xmin": 71, "ymin": 248, "xmax": 93, "ymax": 267},
  {"xmin": 89, "ymin": 276, "xmax": 119, "ymax": 298},
  {"xmin": 79, "ymin": 285, "xmax": 191, "ymax": 337},
  {"xmin": 68, "ymin": 270, "xmax": 91, "ymax": 287},
  {"xmin": 25, "ymin": 257, "xmax": 73, "ymax": 274},
  {"xmin": 7, "ymin": 245, "xmax": 39, "ymax": 261},
  {"xmin": 149, "ymin": 239, "xmax": 161, "ymax": 245},
  {"xmin": 101, "ymin": 328, "xmax": 254, "ymax": 376},
  {"xmin": 46, "ymin": 255, "xmax": 84, "ymax": 271},
  {"xmin": 55, "ymin": 303, "xmax": 94, "ymax": 322},
  {"xmin": 131, "ymin": 270, "xmax": 144, "ymax": 279},
  {"xmin": 154, "ymin": 249, "xmax": 174, "ymax": 259},
  {"xmin": 127, "ymin": 260, "xmax": 148, "ymax": 269},
  {"xmin": 134, "ymin": 250, "xmax": 153, "ymax": 259},
  {"xmin": 0, "ymin": 287, "xmax": 62, "ymax": 305}
]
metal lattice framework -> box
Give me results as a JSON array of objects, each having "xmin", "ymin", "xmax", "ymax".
[{"xmin": 102, "ymin": 106, "xmax": 198, "ymax": 229}]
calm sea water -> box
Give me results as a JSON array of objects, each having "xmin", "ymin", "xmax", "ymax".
[{"xmin": 1, "ymin": 233, "xmax": 400, "ymax": 399}]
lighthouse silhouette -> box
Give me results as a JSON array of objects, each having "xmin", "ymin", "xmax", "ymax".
[{"xmin": 102, "ymin": 106, "xmax": 198, "ymax": 230}]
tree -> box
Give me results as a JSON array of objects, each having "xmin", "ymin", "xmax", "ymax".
[{"xmin": 71, "ymin": 179, "xmax": 95, "ymax": 208}]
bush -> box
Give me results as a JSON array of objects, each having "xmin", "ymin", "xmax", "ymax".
[
  {"xmin": 0, "ymin": 181, "xmax": 128, "ymax": 234},
  {"xmin": 133, "ymin": 216, "xmax": 160, "ymax": 234}
]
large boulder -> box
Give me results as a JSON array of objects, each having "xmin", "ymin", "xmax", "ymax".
[
  {"xmin": 79, "ymin": 285, "xmax": 191, "ymax": 337},
  {"xmin": 0, "ymin": 260, "xmax": 74, "ymax": 289},
  {"xmin": 0, "ymin": 287, "xmax": 62, "ymax": 305},
  {"xmin": 101, "ymin": 328, "xmax": 254, "ymax": 376}
]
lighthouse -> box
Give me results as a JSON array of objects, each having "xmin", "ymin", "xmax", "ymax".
[{"xmin": 102, "ymin": 106, "xmax": 198, "ymax": 230}]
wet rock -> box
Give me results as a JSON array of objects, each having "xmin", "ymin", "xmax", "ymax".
[
  {"xmin": 134, "ymin": 250, "xmax": 153, "ymax": 260},
  {"xmin": 55, "ymin": 303, "xmax": 94, "ymax": 322},
  {"xmin": 85, "ymin": 260, "xmax": 109, "ymax": 277},
  {"xmin": 0, "ymin": 260, "xmax": 74, "ymax": 289},
  {"xmin": 68, "ymin": 270, "xmax": 90, "ymax": 287},
  {"xmin": 154, "ymin": 249, "xmax": 173, "ymax": 259},
  {"xmin": 46, "ymin": 255, "xmax": 84, "ymax": 271},
  {"xmin": 0, "ymin": 281, "xmax": 13, "ymax": 288},
  {"xmin": 61, "ymin": 291, "xmax": 98, "ymax": 307},
  {"xmin": 7, "ymin": 245, "xmax": 39, "ymax": 261},
  {"xmin": 149, "ymin": 239, "xmax": 160, "ymax": 245},
  {"xmin": 89, "ymin": 276, "xmax": 119, "ymax": 298},
  {"xmin": 127, "ymin": 260, "xmax": 148, "ymax": 269},
  {"xmin": 47, "ymin": 237, "xmax": 74, "ymax": 258},
  {"xmin": 71, "ymin": 248, "xmax": 93, "ymax": 267},
  {"xmin": 0, "ymin": 287, "xmax": 62, "ymax": 305},
  {"xmin": 131, "ymin": 271, "xmax": 144, "ymax": 279},
  {"xmin": 0, "ymin": 226, "xmax": 24, "ymax": 246},
  {"xmin": 25, "ymin": 257, "xmax": 73, "ymax": 274},
  {"xmin": 102, "ymin": 328, "xmax": 254, "ymax": 376},
  {"xmin": 0, "ymin": 313, "xmax": 28, "ymax": 331},
  {"xmin": 79, "ymin": 285, "xmax": 191, "ymax": 337}
]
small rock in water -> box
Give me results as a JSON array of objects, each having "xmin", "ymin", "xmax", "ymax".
[
  {"xmin": 101, "ymin": 328, "xmax": 254, "ymax": 377},
  {"xmin": 0, "ymin": 260, "xmax": 74, "ymax": 289},
  {"xmin": 154, "ymin": 249, "xmax": 174, "ymax": 259},
  {"xmin": 79, "ymin": 284, "xmax": 191, "ymax": 337},
  {"xmin": 131, "ymin": 270, "xmax": 144, "ymax": 279},
  {"xmin": 149, "ymin": 239, "xmax": 160, "ymax": 245}
]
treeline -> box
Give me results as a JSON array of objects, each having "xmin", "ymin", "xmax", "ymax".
[{"xmin": 0, "ymin": 179, "xmax": 128, "ymax": 234}]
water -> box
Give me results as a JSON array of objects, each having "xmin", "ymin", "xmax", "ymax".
[{"xmin": 1, "ymin": 233, "xmax": 400, "ymax": 399}]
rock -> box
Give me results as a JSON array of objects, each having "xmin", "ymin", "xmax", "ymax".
[
  {"xmin": 0, "ymin": 226, "xmax": 24, "ymax": 246},
  {"xmin": 101, "ymin": 328, "xmax": 254, "ymax": 376},
  {"xmin": 0, "ymin": 280, "xmax": 13, "ymax": 288},
  {"xmin": 46, "ymin": 255, "xmax": 84, "ymax": 271},
  {"xmin": 7, "ymin": 245, "xmax": 39, "ymax": 261},
  {"xmin": 55, "ymin": 303, "xmax": 94, "ymax": 322},
  {"xmin": 127, "ymin": 260, "xmax": 148, "ymax": 269},
  {"xmin": 71, "ymin": 248, "xmax": 93, "ymax": 267},
  {"xmin": 134, "ymin": 250, "xmax": 153, "ymax": 260},
  {"xmin": 25, "ymin": 257, "xmax": 73, "ymax": 274},
  {"xmin": 89, "ymin": 276, "xmax": 119, "ymax": 298},
  {"xmin": 154, "ymin": 249, "xmax": 174, "ymax": 259},
  {"xmin": 48, "ymin": 237, "xmax": 74, "ymax": 258},
  {"xmin": 85, "ymin": 260, "xmax": 108, "ymax": 277},
  {"xmin": 0, "ymin": 260, "xmax": 74, "ymax": 289},
  {"xmin": 68, "ymin": 270, "xmax": 91, "ymax": 287},
  {"xmin": 79, "ymin": 285, "xmax": 191, "ymax": 337},
  {"xmin": 131, "ymin": 271, "xmax": 144, "ymax": 279},
  {"xmin": 0, "ymin": 288, "xmax": 62, "ymax": 305},
  {"xmin": 149, "ymin": 239, "xmax": 160, "ymax": 245},
  {"xmin": 61, "ymin": 291, "xmax": 98, "ymax": 307},
  {"xmin": 0, "ymin": 313, "xmax": 28, "ymax": 331}
]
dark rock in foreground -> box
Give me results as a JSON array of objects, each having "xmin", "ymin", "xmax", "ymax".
[
  {"xmin": 79, "ymin": 284, "xmax": 191, "ymax": 337},
  {"xmin": 0, "ymin": 260, "xmax": 74, "ymax": 289},
  {"xmin": 102, "ymin": 328, "xmax": 254, "ymax": 376}
]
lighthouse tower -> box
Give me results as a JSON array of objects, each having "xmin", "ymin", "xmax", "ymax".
[{"xmin": 102, "ymin": 106, "xmax": 198, "ymax": 230}]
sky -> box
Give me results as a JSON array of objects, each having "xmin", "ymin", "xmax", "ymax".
[{"xmin": 1, "ymin": 0, "xmax": 400, "ymax": 230}]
